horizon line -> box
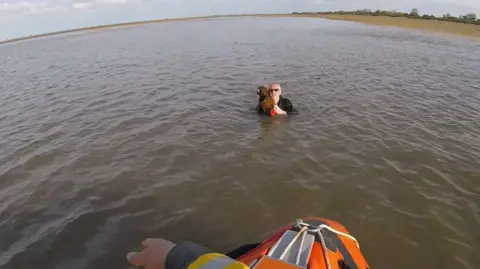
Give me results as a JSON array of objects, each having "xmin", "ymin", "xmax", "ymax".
[
  {"xmin": 0, "ymin": 13, "xmax": 283, "ymax": 45},
  {"xmin": 2, "ymin": 9, "xmax": 478, "ymax": 45}
]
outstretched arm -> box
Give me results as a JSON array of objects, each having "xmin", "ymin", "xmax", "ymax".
[{"xmin": 127, "ymin": 238, "xmax": 249, "ymax": 269}]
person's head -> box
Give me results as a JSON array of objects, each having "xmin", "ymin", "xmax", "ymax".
[{"xmin": 269, "ymin": 83, "xmax": 282, "ymax": 98}]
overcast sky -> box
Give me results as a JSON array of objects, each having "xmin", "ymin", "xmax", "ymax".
[{"xmin": 1, "ymin": 0, "xmax": 479, "ymax": 40}]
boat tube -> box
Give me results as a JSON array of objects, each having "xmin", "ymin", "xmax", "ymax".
[{"xmin": 230, "ymin": 217, "xmax": 369, "ymax": 269}]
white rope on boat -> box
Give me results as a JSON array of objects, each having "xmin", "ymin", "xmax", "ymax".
[
  {"xmin": 278, "ymin": 226, "xmax": 308, "ymax": 260},
  {"xmin": 288, "ymin": 219, "xmax": 361, "ymax": 269}
]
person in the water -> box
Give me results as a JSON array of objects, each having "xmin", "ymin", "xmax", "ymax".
[
  {"xmin": 127, "ymin": 237, "xmax": 248, "ymax": 269},
  {"xmin": 256, "ymin": 83, "xmax": 294, "ymax": 115}
]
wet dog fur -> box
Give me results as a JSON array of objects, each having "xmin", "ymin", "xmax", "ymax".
[{"xmin": 257, "ymin": 85, "xmax": 276, "ymax": 115}]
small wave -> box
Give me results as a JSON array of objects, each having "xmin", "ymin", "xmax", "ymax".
[{"xmin": 422, "ymin": 165, "xmax": 477, "ymax": 197}]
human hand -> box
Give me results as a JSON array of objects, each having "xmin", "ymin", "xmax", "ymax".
[
  {"xmin": 273, "ymin": 105, "xmax": 286, "ymax": 115},
  {"xmin": 127, "ymin": 238, "xmax": 176, "ymax": 269}
]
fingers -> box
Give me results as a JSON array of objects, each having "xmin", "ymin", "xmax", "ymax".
[
  {"xmin": 142, "ymin": 238, "xmax": 156, "ymax": 248},
  {"xmin": 126, "ymin": 238, "xmax": 155, "ymax": 265},
  {"xmin": 127, "ymin": 252, "xmax": 146, "ymax": 266}
]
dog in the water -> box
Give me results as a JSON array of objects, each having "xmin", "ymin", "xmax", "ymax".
[{"xmin": 256, "ymin": 85, "xmax": 276, "ymax": 116}]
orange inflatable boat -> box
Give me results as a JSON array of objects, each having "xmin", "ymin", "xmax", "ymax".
[{"xmin": 227, "ymin": 217, "xmax": 369, "ymax": 269}]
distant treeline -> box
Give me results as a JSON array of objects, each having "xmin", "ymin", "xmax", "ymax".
[{"xmin": 293, "ymin": 9, "xmax": 480, "ymax": 25}]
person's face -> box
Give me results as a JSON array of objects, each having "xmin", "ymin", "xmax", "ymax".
[{"xmin": 269, "ymin": 85, "xmax": 281, "ymax": 98}]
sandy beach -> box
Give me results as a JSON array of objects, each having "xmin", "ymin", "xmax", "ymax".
[{"xmin": 285, "ymin": 14, "xmax": 480, "ymax": 39}]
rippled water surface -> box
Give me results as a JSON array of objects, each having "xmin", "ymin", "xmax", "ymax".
[{"xmin": 1, "ymin": 16, "xmax": 480, "ymax": 269}]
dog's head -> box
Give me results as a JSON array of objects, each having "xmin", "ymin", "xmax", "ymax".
[
  {"xmin": 257, "ymin": 85, "xmax": 270, "ymax": 102},
  {"xmin": 257, "ymin": 85, "xmax": 276, "ymax": 116}
]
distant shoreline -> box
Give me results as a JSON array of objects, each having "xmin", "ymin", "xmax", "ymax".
[
  {"xmin": 288, "ymin": 13, "xmax": 480, "ymax": 40},
  {"xmin": 0, "ymin": 14, "xmax": 256, "ymax": 45},
  {"xmin": 1, "ymin": 12, "xmax": 479, "ymax": 45}
]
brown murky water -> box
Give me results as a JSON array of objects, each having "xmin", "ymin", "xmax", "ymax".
[{"xmin": 1, "ymin": 16, "xmax": 479, "ymax": 269}]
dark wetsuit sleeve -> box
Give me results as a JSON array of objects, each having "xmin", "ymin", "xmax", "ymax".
[
  {"xmin": 280, "ymin": 98, "xmax": 294, "ymax": 113},
  {"xmin": 165, "ymin": 241, "xmax": 210, "ymax": 269}
]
